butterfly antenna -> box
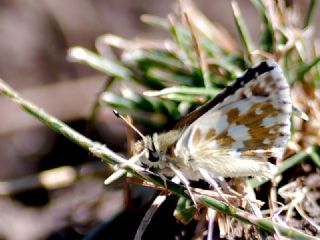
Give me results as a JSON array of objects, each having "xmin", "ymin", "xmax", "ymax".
[{"xmin": 113, "ymin": 110, "xmax": 145, "ymax": 139}]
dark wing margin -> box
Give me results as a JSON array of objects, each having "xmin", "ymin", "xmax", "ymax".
[{"xmin": 174, "ymin": 60, "xmax": 276, "ymax": 129}]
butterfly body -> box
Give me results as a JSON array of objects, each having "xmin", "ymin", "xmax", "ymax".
[{"xmin": 135, "ymin": 59, "xmax": 292, "ymax": 181}]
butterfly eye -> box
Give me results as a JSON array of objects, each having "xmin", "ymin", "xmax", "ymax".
[
  {"xmin": 148, "ymin": 148, "xmax": 160, "ymax": 162},
  {"xmin": 145, "ymin": 138, "xmax": 161, "ymax": 163}
]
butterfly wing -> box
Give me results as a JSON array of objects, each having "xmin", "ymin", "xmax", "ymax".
[{"xmin": 174, "ymin": 59, "xmax": 292, "ymax": 179}]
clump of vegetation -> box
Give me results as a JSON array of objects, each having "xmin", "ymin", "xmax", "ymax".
[{"xmin": 0, "ymin": 0, "xmax": 319, "ymax": 239}]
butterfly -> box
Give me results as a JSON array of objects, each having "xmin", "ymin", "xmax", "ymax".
[{"xmin": 134, "ymin": 59, "xmax": 292, "ymax": 183}]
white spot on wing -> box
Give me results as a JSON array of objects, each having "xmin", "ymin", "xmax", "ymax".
[
  {"xmin": 275, "ymin": 136, "xmax": 287, "ymax": 146},
  {"xmin": 212, "ymin": 114, "xmax": 228, "ymax": 135},
  {"xmin": 262, "ymin": 117, "xmax": 278, "ymax": 127},
  {"xmin": 263, "ymin": 138, "xmax": 270, "ymax": 144},
  {"xmin": 255, "ymin": 108, "xmax": 263, "ymax": 115},
  {"xmin": 227, "ymin": 124, "xmax": 250, "ymax": 141},
  {"xmin": 235, "ymin": 100, "xmax": 251, "ymax": 115}
]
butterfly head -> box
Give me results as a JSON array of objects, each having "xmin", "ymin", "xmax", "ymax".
[{"xmin": 134, "ymin": 133, "xmax": 167, "ymax": 169}]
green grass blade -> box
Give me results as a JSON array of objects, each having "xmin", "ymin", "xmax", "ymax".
[
  {"xmin": 144, "ymin": 86, "xmax": 220, "ymax": 97},
  {"xmin": 250, "ymin": 0, "xmax": 275, "ymax": 52},
  {"xmin": 304, "ymin": 0, "xmax": 318, "ymax": 28},
  {"xmin": 68, "ymin": 47, "xmax": 131, "ymax": 79},
  {"xmin": 231, "ymin": 1, "xmax": 255, "ymax": 63}
]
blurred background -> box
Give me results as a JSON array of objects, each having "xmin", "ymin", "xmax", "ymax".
[{"xmin": 0, "ymin": 1, "xmax": 318, "ymax": 239}]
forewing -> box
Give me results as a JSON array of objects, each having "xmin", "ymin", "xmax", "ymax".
[
  {"xmin": 174, "ymin": 59, "xmax": 292, "ymax": 177},
  {"xmin": 174, "ymin": 60, "xmax": 276, "ymax": 129}
]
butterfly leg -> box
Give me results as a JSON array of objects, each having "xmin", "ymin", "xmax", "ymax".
[
  {"xmin": 169, "ymin": 163, "xmax": 199, "ymax": 208},
  {"xmin": 158, "ymin": 173, "xmax": 168, "ymax": 189},
  {"xmin": 216, "ymin": 177, "xmax": 263, "ymax": 210},
  {"xmin": 216, "ymin": 177, "xmax": 243, "ymax": 198},
  {"xmin": 198, "ymin": 168, "xmax": 231, "ymax": 204}
]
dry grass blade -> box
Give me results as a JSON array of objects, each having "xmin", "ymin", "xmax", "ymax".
[
  {"xmin": 184, "ymin": 13, "xmax": 211, "ymax": 88},
  {"xmin": 134, "ymin": 193, "xmax": 167, "ymax": 240}
]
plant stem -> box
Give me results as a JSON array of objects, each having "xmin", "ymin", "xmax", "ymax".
[
  {"xmin": 231, "ymin": 0, "xmax": 254, "ymax": 63},
  {"xmin": 304, "ymin": 0, "xmax": 318, "ymax": 28}
]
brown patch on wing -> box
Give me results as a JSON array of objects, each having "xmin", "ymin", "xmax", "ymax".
[
  {"xmin": 257, "ymin": 102, "xmax": 278, "ymax": 117},
  {"xmin": 265, "ymin": 75, "xmax": 277, "ymax": 88},
  {"xmin": 244, "ymin": 138, "xmax": 267, "ymax": 148},
  {"xmin": 224, "ymin": 100, "xmax": 283, "ymax": 150},
  {"xmin": 251, "ymin": 75, "xmax": 277, "ymax": 97},
  {"xmin": 239, "ymin": 90, "xmax": 248, "ymax": 99},
  {"xmin": 243, "ymin": 123, "xmax": 286, "ymax": 151},
  {"xmin": 227, "ymin": 108, "xmax": 240, "ymax": 122},
  {"xmin": 214, "ymin": 100, "xmax": 282, "ymax": 149},
  {"xmin": 205, "ymin": 128, "xmax": 217, "ymax": 140},
  {"xmin": 215, "ymin": 130, "xmax": 235, "ymax": 146},
  {"xmin": 251, "ymin": 83, "xmax": 269, "ymax": 97},
  {"xmin": 244, "ymin": 122, "xmax": 284, "ymax": 150},
  {"xmin": 226, "ymin": 102, "xmax": 278, "ymax": 127},
  {"xmin": 192, "ymin": 128, "xmax": 202, "ymax": 145},
  {"xmin": 248, "ymin": 126, "xmax": 270, "ymax": 139}
]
